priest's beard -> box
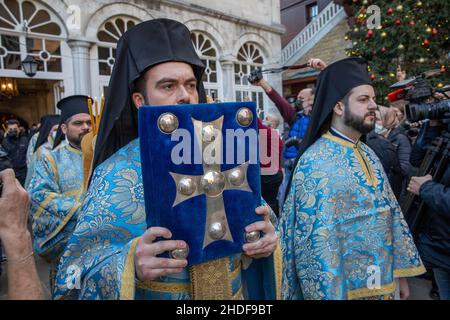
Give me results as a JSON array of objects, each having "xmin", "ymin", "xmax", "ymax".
[
  {"xmin": 343, "ymin": 104, "xmax": 376, "ymax": 135},
  {"xmin": 67, "ymin": 129, "xmax": 89, "ymax": 149}
]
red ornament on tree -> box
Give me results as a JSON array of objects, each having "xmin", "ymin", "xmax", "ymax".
[
  {"xmin": 395, "ymin": 19, "xmax": 401, "ymax": 25},
  {"xmin": 432, "ymin": 28, "xmax": 438, "ymax": 35},
  {"xmin": 381, "ymin": 47, "xmax": 386, "ymax": 53},
  {"xmin": 441, "ymin": 66, "xmax": 446, "ymax": 73},
  {"xmin": 423, "ymin": 38, "xmax": 430, "ymax": 46},
  {"xmin": 370, "ymin": 74, "xmax": 376, "ymax": 80},
  {"xmin": 409, "ymin": 21, "xmax": 415, "ymax": 27},
  {"xmin": 387, "ymin": 8, "xmax": 394, "ymax": 14},
  {"xmin": 366, "ymin": 30, "xmax": 374, "ymax": 37}
]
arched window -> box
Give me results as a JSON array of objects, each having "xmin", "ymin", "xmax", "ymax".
[
  {"xmin": 96, "ymin": 16, "xmax": 138, "ymax": 76},
  {"xmin": 234, "ymin": 43, "xmax": 264, "ymax": 115},
  {"xmin": 0, "ymin": 0, "xmax": 64, "ymax": 73},
  {"xmin": 190, "ymin": 31, "xmax": 221, "ymax": 100}
]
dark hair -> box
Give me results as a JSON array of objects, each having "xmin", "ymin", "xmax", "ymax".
[
  {"xmin": 6, "ymin": 119, "xmax": 19, "ymax": 127},
  {"xmin": 64, "ymin": 115, "xmax": 74, "ymax": 125},
  {"xmin": 132, "ymin": 69, "xmax": 150, "ymax": 105},
  {"xmin": 132, "ymin": 73, "xmax": 148, "ymax": 96},
  {"xmin": 340, "ymin": 89, "xmax": 354, "ymax": 106}
]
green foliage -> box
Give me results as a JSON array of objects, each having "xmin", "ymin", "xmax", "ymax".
[{"xmin": 346, "ymin": 0, "xmax": 450, "ymax": 101}]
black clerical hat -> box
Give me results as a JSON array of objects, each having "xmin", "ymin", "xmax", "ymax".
[
  {"xmin": 53, "ymin": 95, "xmax": 91, "ymax": 149},
  {"xmin": 56, "ymin": 95, "xmax": 91, "ymax": 122},
  {"xmin": 34, "ymin": 114, "xmax": 60, "ymax": 152},
  {"xmin": 285, "ymin": 57, "xmax": 372, "ymax": 199},
  {"xmin": 92, "ymin": 18, "xmax": 206, "ymax": 176}
]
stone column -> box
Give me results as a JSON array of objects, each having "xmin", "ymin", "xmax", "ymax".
[
  {"xmin": 67, "ymin": 40, "xmax": 93, "ymax": 95},
  {"xmin": 219, "ymin": 58, "xmax": 235, "ymax": 102},
  {"xmin": 264, "ymin": 63, "xmax": 284, "ymax": 120}
]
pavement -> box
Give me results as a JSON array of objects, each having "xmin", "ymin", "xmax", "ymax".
[
  {"xmin": 1, "ymin": 254, "xmax": 51, "ymax": 300},
  {"xmin": 0, "ymin": 250, "xmax": 434, "ymax": 300}
]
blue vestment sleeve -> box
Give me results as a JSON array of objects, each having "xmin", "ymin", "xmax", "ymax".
[
  {"xmin": 28, "ymin": 153, "xmax": 82, "ymax": 261},
  {"xmin": 54, "ymin": 149, "xmax": 145, "ymax": 300}
]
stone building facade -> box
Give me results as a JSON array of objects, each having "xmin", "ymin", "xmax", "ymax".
[{"xmin": 0, "ymin": 0, "xmax": 284, "ymax": 126}]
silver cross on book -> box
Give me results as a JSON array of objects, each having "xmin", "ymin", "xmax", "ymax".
[{"xmin": 138, "ymin": 102, "xmax": 263, "ymax": 266}]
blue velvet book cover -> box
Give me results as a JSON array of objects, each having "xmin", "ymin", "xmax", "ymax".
[{"xmin": 138, "ymin": 102, "xmax": 262, "ymax": 266}]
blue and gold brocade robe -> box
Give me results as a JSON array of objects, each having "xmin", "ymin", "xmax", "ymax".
[
  {"xmin": 29, "ymin": 141, "xmax": 84, "ymax": 263},
  {"xmin": 26, "ymin": 132, "xmax": 39, "ymax": 167},
  {"xmin": 25, "ymin": 138, "xmax": 54, "ymax": 190},
  {"xmin": 53, "ymin": 139, "xmax": 281, "ymax": 300},
  {"xmin": 279, "ymin": 132, "xmax": 425, "ymax": 300}
]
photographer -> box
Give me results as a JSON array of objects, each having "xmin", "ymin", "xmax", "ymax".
[
  {"xmin": 406, "ymin": 93, "xmax": 450, "ymax": 299},
  {"xmin": 0, "ymin": 169, "xmax": 44, "ymax": 299}
]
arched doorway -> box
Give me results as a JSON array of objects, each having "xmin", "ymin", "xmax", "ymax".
[{"xmin": 0, "ymin": 0, "xmax": 69, "ymax": 126}]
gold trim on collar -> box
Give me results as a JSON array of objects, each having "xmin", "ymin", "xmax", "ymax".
[
  {"xmin": 323, "ymin": 132, "xmax": 377, "ymax": 188},
  {"xmin": 323, "ymin": 132, "xmax": 356, "ymax": 148},
  {"xmin": 66, "ymin": 144, "xmax": 83, "ymax": 155}
]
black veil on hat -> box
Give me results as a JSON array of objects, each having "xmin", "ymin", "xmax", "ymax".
[
  {"xmin": 92, "ymin": 18, "xmax": 206, "ymax": 174},
  {"xmin": 34, "ymin": 115, "xmax": 60, "ymax": 152},
  {"xmin": 53, "ymin": 95, "xmax": 91, "ymax": 149},
  {"xmin": 285, "ymin": 57, "xmax": 372, "ymax": 198}
]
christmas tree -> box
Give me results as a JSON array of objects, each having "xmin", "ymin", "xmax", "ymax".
[{"xmin": 345, "ymin": 0, "xmax": 450, "ymax": 101}]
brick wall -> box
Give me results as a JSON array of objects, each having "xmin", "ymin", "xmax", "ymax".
[{"xmin": 282, "ymin": 18, "xmax": 352, "ymax": 96}]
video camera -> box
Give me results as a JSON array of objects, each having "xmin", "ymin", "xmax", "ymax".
[
  {"xmin": 246, "ymin": 63, "xmax": 310, "ymax": 85},
  {"xmin": 388, "ymin": 69, "xmax": 450, "ymax": 123}
]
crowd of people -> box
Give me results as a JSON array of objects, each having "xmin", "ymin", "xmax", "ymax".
[{"xmin": 0, "ymin": 18, "xmax": 448, "ymax": 301}]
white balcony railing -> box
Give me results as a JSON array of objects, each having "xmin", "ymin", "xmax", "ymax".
[{"xmin": 281, "ymin": 2, "xmax": 345, "ymax": 65}]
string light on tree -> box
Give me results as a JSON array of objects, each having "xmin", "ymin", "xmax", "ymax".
[{"xmin": 345, "ymin": 0, "xmax": 450, "ymax": 98}]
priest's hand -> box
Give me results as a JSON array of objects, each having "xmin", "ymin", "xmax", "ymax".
[
  {"xmin": 134, "ymin": 227, "xmax": 188, "ymax": 281},
  {"xmin": 0, "ymin": 169, "xmax": 30, "ymax": 247},
  {"xmin": 242, "ymin": 206, "xmax": 278, "ymax": 258},
  {"xmin": 407, "ymin": 174, "xmax": 433, "ymax": 196}
]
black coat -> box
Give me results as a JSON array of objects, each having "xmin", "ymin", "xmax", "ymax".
[
  {"xmin": 411, "ymin": 123, "xmax": 450, "ymax": 270},
  {"xmin": 366, "ymin": 131, "xmax": 403, "ymax": 199},
  {"xmin": 1, "ymin": 135, "xmax": 28, "ymax": 170},
  {"xmin": 388, "ymin": 127, "xmax": 412, "ymax": 176},
  {"xmin": 418, "ymin": 165, "xmax": 450, "ymax": 270}
]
